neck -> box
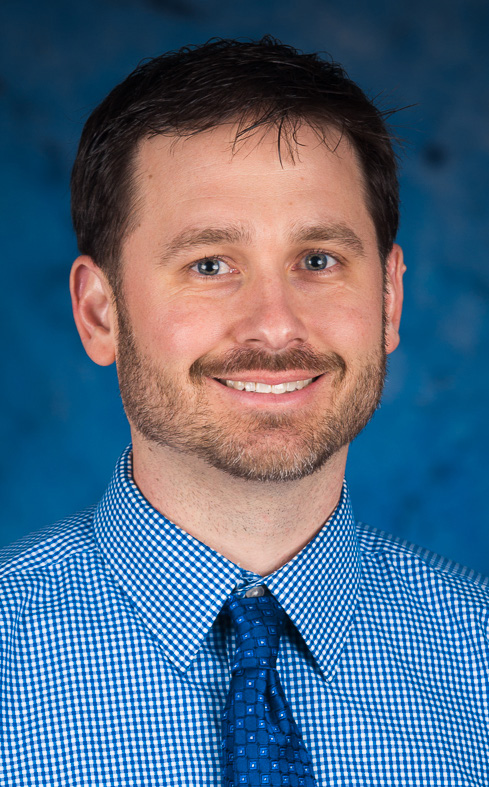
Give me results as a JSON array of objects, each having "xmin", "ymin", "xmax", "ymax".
[{"xmin": 131, "ymin": 435, "xmax": 348, "ymax": 576}]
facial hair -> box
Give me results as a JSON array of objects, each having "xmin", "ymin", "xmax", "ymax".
[{"xmin": 115, "ymin": 295, "xmax": 387, "ymax": 483}]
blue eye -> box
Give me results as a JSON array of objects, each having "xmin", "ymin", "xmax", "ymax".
[
  {"xmin": 193, "ymin": 258, "xmax": 231, "ymax": 275},
  {"xmin": 197, "ymin": 258, "xmax": 220, "ymax": 275},
  {"xmin": 303, "ymin": 252, "xmax": 336, "ymax": 271}
]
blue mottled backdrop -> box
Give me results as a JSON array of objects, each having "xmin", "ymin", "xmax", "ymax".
[{"xmin": 1, "ymin": 0, "xmax": 488, "ymax": 573}]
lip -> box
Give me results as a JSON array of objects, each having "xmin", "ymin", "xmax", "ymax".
[{"xmin": 207, "ymin": 373, "xmax": 325, "ymax": 407}]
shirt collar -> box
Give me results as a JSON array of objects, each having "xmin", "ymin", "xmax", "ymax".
[
  {"xmin": 265, "ymin": 485, "xmax": 361, "ymax": 679},
  {"xmin": 94, "ymin": 446, "xmax": 361, "ymax": 678}
]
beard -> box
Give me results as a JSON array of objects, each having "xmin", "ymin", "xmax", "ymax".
[{"xmin": 115, "ymin": 296, "xmax": 387, "ymax": 483}]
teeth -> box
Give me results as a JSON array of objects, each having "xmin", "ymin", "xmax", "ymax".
[{"xmin": 224, "ymin": 378, "xmax": 314, "ymax": 394}]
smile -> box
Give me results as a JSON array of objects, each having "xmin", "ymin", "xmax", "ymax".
[{"xmin": 217, "ymin": 377, "xmax": 317, "ymax": 394}]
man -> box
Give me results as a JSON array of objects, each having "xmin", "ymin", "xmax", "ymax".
[{"xmin": 1, "ymin": 37, "xmax": 487, "ymax": 787}]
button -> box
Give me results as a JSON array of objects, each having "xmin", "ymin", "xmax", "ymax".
[{"xmin": 245, "ymin": 586, "xmax": 266, "ymax": 598}]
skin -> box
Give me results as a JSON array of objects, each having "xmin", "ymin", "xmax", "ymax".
[{"xmin": 70, "ymin": 123, "xmax": 405, "ymax": 575}]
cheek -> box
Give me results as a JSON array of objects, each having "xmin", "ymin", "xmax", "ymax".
[
  {"xmin": 135, "ymin": 296, "xmax": 234, "ymax": 364},
  {"xmin": 311, "ymin": 291, "xmax": 384, "ymax": 350}
]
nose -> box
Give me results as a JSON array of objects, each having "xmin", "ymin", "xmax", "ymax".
[{"xmin": 231, "ymin": 273, "xmax": 309, "ymax": 351}]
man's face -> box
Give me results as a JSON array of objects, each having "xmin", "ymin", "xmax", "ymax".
[{"xmin": 114, "ymin": 124, "xmax": 403, "ymax": 482}]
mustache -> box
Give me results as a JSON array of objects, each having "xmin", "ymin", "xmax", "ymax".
[{"xmin": 189, "ymin": 346, "xmax": 347, "ymax": 380}]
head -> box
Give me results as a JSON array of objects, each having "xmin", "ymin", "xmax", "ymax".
[{"xmin": 70, "ymin": 38, "xmax": 405, "ymax": 483}]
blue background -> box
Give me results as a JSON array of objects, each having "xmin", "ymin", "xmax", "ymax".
[{"xmin": 1, "ymin": 0, "xmax": 488, "ymax": 573}]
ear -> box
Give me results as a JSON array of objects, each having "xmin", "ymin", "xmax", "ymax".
[
  {"xmin": 70, "ymin": 255, "xmax": 117, "ymax": 366},
  {"xmin": 384, "ymin": 243, "xmax": 406, "ymax": 355}
]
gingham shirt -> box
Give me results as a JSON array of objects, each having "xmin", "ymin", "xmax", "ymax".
[{"xmin": 1, "ymin": 447, "xmax": 488, "ymax": 786}]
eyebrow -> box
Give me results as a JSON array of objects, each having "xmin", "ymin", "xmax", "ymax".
[
  {"xmin": 158, "ymin": 225, "xmax": 253, "ymax": 265},
  {"xmin": 157, "ymin": 220, "xmax": 365, "ymax": 265},
  {"xmin": 288, "ymin": 222, "xmax": 366, "ymax": 257}
]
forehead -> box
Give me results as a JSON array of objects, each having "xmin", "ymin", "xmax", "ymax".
[{"xmin": 129, "ymin": 123, "xmax": 375, "ymax": 246}]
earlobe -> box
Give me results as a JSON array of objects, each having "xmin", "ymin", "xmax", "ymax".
[
  {"xmin": 384, "ymin": 243, "xmax": 406, "ymax": 355},
  {"xmin": 70, "ymin": 255, "xmax": 117, "ymax": 366}
]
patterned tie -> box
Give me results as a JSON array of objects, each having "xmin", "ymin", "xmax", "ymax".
[{"xmin": 221, "ymin": 586, "xmax": 316, "ymax": 786}]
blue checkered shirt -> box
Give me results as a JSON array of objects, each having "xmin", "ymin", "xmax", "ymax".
[{"xmin": 1, "ymin": 446, "xmax": 488, "ymax": 785}]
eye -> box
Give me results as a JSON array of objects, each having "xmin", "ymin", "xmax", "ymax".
[
  {"xmin": 302, "ymin": 252, "xmax": 338, "ymax": 271},
  {"xmin": 192, "ymin": 257, "xmax": 232, "ymax": 276}
]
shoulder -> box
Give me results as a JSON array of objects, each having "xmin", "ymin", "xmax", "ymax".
[
  {"xmin": 0, "ymin": 508, "xmax": 101, "ymax": 643},
  {"xmin": 356, "ymin": 520, "xmax": 489, "ymax": 616},
  {"xmin": 0, "ymin": 507, "xmax": 98, "ymax": 582}
]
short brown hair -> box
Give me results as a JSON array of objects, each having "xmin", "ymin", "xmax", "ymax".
[{"xmin": 71, "ymin": 36, "xmax": 400, "ymax": 289}]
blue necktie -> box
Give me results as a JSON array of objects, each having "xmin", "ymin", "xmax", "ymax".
[{"xmin": 221, "ymin": 587, "xmax": 316, "ymax": 786}]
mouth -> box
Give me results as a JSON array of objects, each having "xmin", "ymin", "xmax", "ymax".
[{"xmin": 214, "ymin": 375, "xmax": 322, "ymax": 394}]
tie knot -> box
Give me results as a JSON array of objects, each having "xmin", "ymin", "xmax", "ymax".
[{"xmin": 225, "ymin": 591, "xmax": 285, "ymax": 672}]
